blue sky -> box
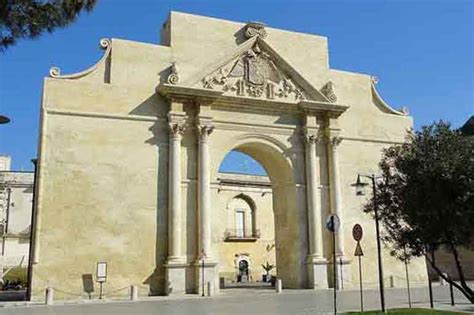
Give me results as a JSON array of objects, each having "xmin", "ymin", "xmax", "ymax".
[{"xmin": 0, "ymin": 0, "xmax": 472, "ymax": 172}]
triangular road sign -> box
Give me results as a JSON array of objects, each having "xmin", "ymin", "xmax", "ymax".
[{"xmin": 354, "ymin": 242, "xmax": 364, "ymax": 256}]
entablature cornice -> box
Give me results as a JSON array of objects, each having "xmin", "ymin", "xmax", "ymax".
[
  {"xmin": 299, "ymin": 100, "xmax": 348, "ymax": 118},
  {"xmin": 157, "ymin": 83, "xmax": 349, "ymax": 117}
]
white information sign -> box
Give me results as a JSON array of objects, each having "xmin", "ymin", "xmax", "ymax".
[{"xmin": 96, "ymin": 262, "xmax": 107, "ymax": 283}]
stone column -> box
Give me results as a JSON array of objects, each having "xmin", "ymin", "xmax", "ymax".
[
  {"xmin": 305, "ymin": 132, "xmax": 328, "ymax": 289},
  {"xmin": 165, "ymin": 110, "xmax": 187, "ymax": 295},
  {"xmin": 198, "ymin": 124, "xmax": 214, "ymax": 259},
  {"xmin": 167, "ymin": 122, "xmax": 186, "ymax": 263},
  {"xmin": 328, "ymin": 135, "xmax": 351, "ymax": 289},
  {"xmin": 195, "ymin": 118, "xmax": 218, "ymax": 296},
  {"xmin": 328, "ymin": 136, "xmax": 344, "ymax": 255}
]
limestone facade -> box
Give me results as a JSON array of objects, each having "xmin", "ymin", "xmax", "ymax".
[{"xmin": 31, "ymin": 12, "xmax": 428, "ymax": 300}]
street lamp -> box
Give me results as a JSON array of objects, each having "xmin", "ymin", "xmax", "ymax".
[
  {"xmin": 354, "ymin": 174, "xmax": 386, "ymax": 313},
  {"xmin": 0, "ymin": 115, "xmax": 10, "ymax": 124}
]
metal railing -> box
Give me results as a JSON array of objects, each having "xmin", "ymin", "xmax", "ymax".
[{"xmin": 224, "ymin": 229, "xmax": 260, "ymax": 241}]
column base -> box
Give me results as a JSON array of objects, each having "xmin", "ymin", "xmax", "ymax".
[
  {"xmin": 335, "ymin": 255, "xmax": 352, "ymax": 290},
  {"xmin": 306, "ymin": 255, "xmax": 328, "ymax": 289},
  {"xmin": 164, "ymin": 259, "xmax": 188, "ymax": 295},
  {"xmin": 194, "ymin": 259, "xmax": 218, "ymax": 296}
]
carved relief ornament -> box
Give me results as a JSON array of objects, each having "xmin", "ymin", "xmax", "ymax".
[
  {"xmin": 244, "ymin": 21, "xmax": 267, "ymax": 39},
  {"xmin": 167, "ymin": 62, "xmax": 179, "ymax": 85},
  {"xmin": 201, "ymin": 43, "xmax": 307, "ymax": 102},
  {"xmin": 320, "ymin": 81, "xmax": 337, "ymax": 103}
]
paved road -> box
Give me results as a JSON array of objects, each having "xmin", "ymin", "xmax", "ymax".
[{"xmin": 0, "ymin": 285, "xmax": 472, "ymax": 314}]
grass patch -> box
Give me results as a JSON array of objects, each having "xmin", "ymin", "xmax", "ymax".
[{"xmin": 346, "ymin": 308, "xmax": 468, "ymax": 314}]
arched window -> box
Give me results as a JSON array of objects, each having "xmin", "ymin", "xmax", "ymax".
[{"xmin": 225, "ymin": 194, "xmax": 258, "ymax": 241}]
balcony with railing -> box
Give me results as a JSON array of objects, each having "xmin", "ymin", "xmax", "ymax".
[{"xmin": 224, "ymin": 229, "xmax": 260, "ymax": 242}]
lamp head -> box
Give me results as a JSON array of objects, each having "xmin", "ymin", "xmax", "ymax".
[
  {"xmin": 0, "ymin": 115, "xmax": 10, "ymax": 125},
  {"xmin": 355, "ymin": 174, "xmax": 369, "ymax": 196}
]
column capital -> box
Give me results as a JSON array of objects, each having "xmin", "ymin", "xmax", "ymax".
[
  {"xmin": 169, "ymin": 122, "xmax": 186, "ymax": 138},
  {"xmin": 330, "ymin": 136, "xmax": 343, "ymax": 148},
  {"xmin": 198, "ymin": 124, "xmax": 214, "ymax": 141},
  {"xmin": 304, "ymin": 132, "xmax": 323, "ymax": 145}
]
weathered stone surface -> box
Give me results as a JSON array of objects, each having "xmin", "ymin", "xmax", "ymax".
[{"xmin": 31, "ymin": 11, "xmax": 427, "ymax": 301}]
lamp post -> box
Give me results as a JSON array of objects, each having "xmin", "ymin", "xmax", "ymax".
[{"xmin": 354, "ymin": 174, "xmax": 386, "ymax": 313}]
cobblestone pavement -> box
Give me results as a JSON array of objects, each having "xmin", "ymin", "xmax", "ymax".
[{"xmin": 0, "ymin": 284, "xmax": 472, "ymax": 314}]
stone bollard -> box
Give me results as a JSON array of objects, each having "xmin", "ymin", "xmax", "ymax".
[
  {"xmin": 440, "ymin": 273, "xmax": 448, "ymax": 286},
  {"xmin": 389, "ymin": 275, "xmax": 395, "ymax": 288},
  {"xmin": 45, "ymin": 287, "xmax": 54, "ymax": 305},
  {"xmin": 130, "ymin": 285, "xmax": 138, "ymax": 301},
  {"xmin": 276, "ymin": 279, "xmax": 282, "ymax": 293},
  {"xmin": 207, "ymin": 281, "xmax": 212, "ymax": 297}
]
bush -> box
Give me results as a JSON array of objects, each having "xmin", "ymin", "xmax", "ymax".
[{"xmin": 2, "ymin": 267, "xmax": 28, "ymax": 287}]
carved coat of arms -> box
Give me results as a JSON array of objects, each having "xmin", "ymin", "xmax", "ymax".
[{"xmin": 202, "ymin": 43, "xmax": 306, "ymax": 101}]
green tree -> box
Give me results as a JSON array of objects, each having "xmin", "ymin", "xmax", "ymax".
[
  {"xmin": 364, "ymin": 121, "xmax": 474, "ymax": 303},
  {"xmin": 0, "ymin": 0, "xmax": 97, "ymax": 51}
]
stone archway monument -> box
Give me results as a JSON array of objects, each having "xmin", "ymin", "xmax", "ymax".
[
  {"xmin": 158, "ymin": 22, "xmax": 349, "ymax": 294},
  {"xmin": 30, "ymin": 12, "xmax": 428, "ymax": 301}
]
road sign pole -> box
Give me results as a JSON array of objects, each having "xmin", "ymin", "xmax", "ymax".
[
  {"xmin": 359, "ymin": 254, "xmax": 363, "ymax": 312},
  {"xmin": 332, "ymin": 216, "xmax": 337, "ymax": 315},
  {"xmin": 340, "ymin": 257, "xmax": 344, "ymax": 290},
  {"xmin": 352, "ymin": 224, "xmax": 365, "ymax": 313},
  {"xmin": 202, "ymin": 258, "xmax": 205, "ymax": 297},
  {"xmin": 449, "ymin": 278, "xmax": 455, "ymax": 306},
  {"xmin": 405, "ymin": 258, "xmax": 412, "ymax": 308},
  {"xmin": 326, "ymin": 214, "xmax": 340, "ymax": 315}
]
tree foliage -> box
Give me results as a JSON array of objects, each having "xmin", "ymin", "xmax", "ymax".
[
  {"xmin": 0, "ymin": 0, "xmax": 97, "ymax": 51},
  {"xmin": 364, "ymin": 121, "xmax": 474, "ymax": 302}
]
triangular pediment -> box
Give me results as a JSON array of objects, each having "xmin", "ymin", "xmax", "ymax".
[{"xmin": 190, "ymin": 37, "xmax": 330, "ymax": 103}]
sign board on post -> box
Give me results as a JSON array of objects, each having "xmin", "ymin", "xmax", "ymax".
[
  {"xmin": 326, "ymin": 214, "xmax": 340, "ymax": 315},
  {"xmin": 96, "ymin": 262, "xmax": 107, "ymax": 283},
  {"xmin": 326, "ymin": 214, "xmax": 340, "ymax": 232},
  {"xmin": 352, "ymin": 223, "xmax": 365, "ymax": 312},
  {"xmin": 96, "ymin": 261, "xmax": 107, "ymax": 282},
  {"xmin": 352, "ymin": 224, "xmax": 363, "ymax": 242},
  {"xmin": 96, "ymin": 261, "xmax": 107, "ymax": 300},
  {"xmin": 354, "ymin": 242, "xmax": 364, "ymax": 256}
]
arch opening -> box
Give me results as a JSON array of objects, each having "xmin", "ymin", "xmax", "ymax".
[{"xmin": 214, "ymin": 139, "xmax": 307, "ymax": 289}]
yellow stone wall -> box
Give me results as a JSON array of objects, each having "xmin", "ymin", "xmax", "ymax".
[{"xmin": 31, "ymin": 11, "xmax": 428, "ymax": 301}]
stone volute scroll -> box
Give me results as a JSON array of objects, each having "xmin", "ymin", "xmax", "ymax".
[
  {"xmin": 167, "ymin": 62, "xmax": 180, "ymax": 85},
  {"xmin": 244, "ymin": 21, "xmax": 267, "ymax": 39},
  {"xmin": 49, "ymin": 38, "xmax": 111, "ymax": 79},
  {"xmin": 320, "ymin": 81, "xmax": 337, "ymax": 103}
]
